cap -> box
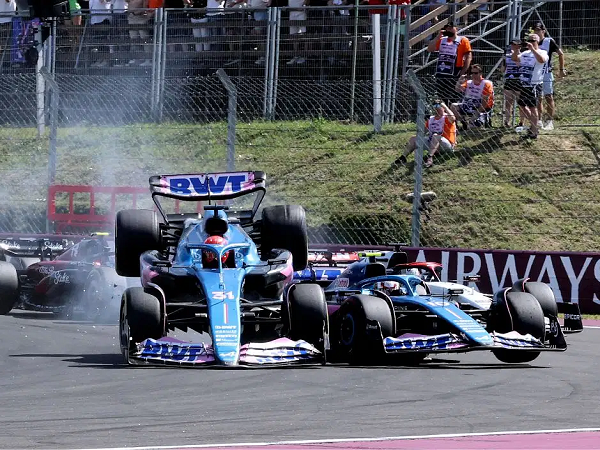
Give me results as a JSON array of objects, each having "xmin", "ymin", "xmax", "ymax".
[
  {"xmin": 533, "ymin": 22, "xmax": 545, "ymax": 30},
  {"xmin": 510, "ymin": 38, "xmax": 521, "ymax": 45}
]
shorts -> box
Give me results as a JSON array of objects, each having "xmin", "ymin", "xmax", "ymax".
[
  {"xmin": 457, "ymin": 102, "xmax": 477, "ymax": 116},
  {"xmin": 542, "ymin": 72, "xmax": 554, "ymax": 96},
  {"xmin": 518, "ymin": 83, "xmax": 542, "ymax": 108},
  {"xmin": 429, "ymin": 135, "xmax": 454, "ymax": 152},
  {"xmin": 254, "ymin": 10, "xmax": 268, "ymax": 22},
  {"xmin": 504, "ymin": 79, "xmax": 522, "ymax": 92}
]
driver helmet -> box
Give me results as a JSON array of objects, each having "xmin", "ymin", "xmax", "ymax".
[
  {"xmin": 404, "ymin": 268, "xmax": 421, "ymax": 277},
  {"xmin": 374, "ymin": 280, "xmax": 401, "ymax": 296},
  {"xmin": 202, "ymin": 235, "xmax": 233, "ymax": 266}
]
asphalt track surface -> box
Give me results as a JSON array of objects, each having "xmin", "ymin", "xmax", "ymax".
[{"xmin": 1, "ymin": 311, "xmax": 599, "ymax": 450}]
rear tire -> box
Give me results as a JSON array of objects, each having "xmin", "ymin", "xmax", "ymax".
[
  {"xmin": 285, "ymin": 283, "xmax": 328, "ymax": 351},
  {"xmin": 0, "ymin": 262, "xmax": 19, "ymax": 315},
  {"xmin": 120, "ymin": 287, "xmax": 163, "ymax": 357},
  {"xmin": 490, "ymin": 290, "xmax": 545, "ymax": 364},
  {"xmin": 335, "ymin": 294, "xmax": 394, "ymax": 364},
  {"xmin": 261, "ymin": 205, "xmax": 308, "ymax": 271},
  {"xmin": 115, "ymin": 209, "xmax": 163, "ymax": 277},
  {"xmin": 512, "ymin": 279, "xmax": 558, "ymax": 317}
]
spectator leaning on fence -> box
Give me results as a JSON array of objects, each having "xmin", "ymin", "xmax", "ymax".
[
  {"xmin": 89, "ymin": 0, "xmax": 114, "ymax": 68},
  {"xmin": 395, "ymin": 101, "xmax": 457, "ymax": 169},
  {"xmin": 126, "ymin": 0, "xmax": 152, "ymax": 66},
  {"xmin": 287, "ymin": 0, "xmax": 308, "ymax": 65},
  {"xmin": 451, "ymin": 64, "xmax": 494, "ymax": 130},
  {"xmin": 512, "ymin": 33, "xmax": 548, "ymax": 140},
  {"xmin": 427, "ymin": 21, "xmax": 472, "ymax": 105},
  {"xmin": 533, "ymin": 21, "xmax": 566, "ymax": 132},
  {"xmin": 501, "ymin": 38, "xmax": 524, "ymax": 128}
]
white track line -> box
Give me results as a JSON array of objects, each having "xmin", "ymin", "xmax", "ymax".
[{"xmin": 73, "ymin": 427, "xmax": 600, "ymax": 450}]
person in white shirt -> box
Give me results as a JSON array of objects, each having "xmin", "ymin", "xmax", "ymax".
[{"xmin": 512, "ymin": 33, "xmax": 548, "ymax": 140}]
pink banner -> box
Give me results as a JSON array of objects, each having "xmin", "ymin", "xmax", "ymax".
[{"xmin": 326, "ymin": 245, "xmax": 600, "ymax": 314}]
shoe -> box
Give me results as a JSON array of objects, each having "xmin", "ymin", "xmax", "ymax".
[
  {"xmin": 287, "ymin": 57, "xmax": 298, "ymax": 65},
  {"xmin": 91, "ymin": 59, "xmax": 108, "ymax": 68},
  {"xmin": 255, "ymin": 57, "xmax": 265, "ymax": 66},
  {"xmin": 139, "ymin": 59, "xmax": 152, "ymax": 67},
  {"xmin": 295, "ymin": 57, "xmax": 306, "ymax": 64},
  {"xmin": 515, "ymin": 126, "xmax": 528, "ymax": 133},
  {"xmin": 393, "ymin": 155, "xmax": 407, "ymax": 166},
  {"xmin": 537, "ymin": 120, "xmax": 543, "ymax": 128},
  {"xmin": 543, "ymin": 120, "xmax": 554, "ymax": 131},
  {"xmin": 424, "ymin": 157, "xmax": 434, "ymax": 168}
]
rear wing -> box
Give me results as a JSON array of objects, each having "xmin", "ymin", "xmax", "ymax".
[
  {"xmin": 0, "ymin": 236, "xmax": 75, "ymax": 258},
  {"xmin": 308, "ymin": 250, "xmax": 361, "ymax": 267},
  {"xmin": 149, "ymin": 171, "xmax": 267, "ymax": 221}
]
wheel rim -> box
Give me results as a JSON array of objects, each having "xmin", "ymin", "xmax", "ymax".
[
  {"xmin": 84, "ymin": 278, "xmax": 103, "ymax": 321},
  {"xmin": 119, "ymin": 303, "xmax": 130, "ymax": 357},
  {"xmin": 340, "ymin": 313, "xmax": 356, "ymax": 346}
]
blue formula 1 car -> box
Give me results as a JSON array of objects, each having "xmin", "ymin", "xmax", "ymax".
[
  {"xmin": 115, "ymin": 171, "xmax": 329, "ymax": 367},
  {"xmin": 315, "ymin": 255, "xmax": 570, "ymax": 364}
]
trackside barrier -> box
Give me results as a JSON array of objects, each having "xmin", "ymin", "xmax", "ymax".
[{"xmin": 47, "ymin": 185, "xmax": 149, "ymax": 233}]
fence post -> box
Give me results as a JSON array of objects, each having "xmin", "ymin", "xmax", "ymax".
[
  {"xmin": 217, "ymin": 69, "xmax": 237, "ymax": 172},
  {"xmin": 40, "ymin": 67, "xmax": 59, "ymax": 233},
  {"xmin": 151, "ymin": 8, "xmax": 165, "ymax": 122},
  {"xmin": 36, "ymin": 27, "xmax": 45, "ymax": 138},
  {"xmin": 372, "ymin": 13, "xmax": 382, "ymax": 132},
  {"xmin": 349, "ymin": 0, "xmax": 360, "ymax": 121},
  {"xmin": 406, "ymin": 70, "xmax": 426, "ymax": 247}
]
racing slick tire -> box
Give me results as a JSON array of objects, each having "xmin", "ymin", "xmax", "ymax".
[
  {"xmin": 285, "ymin": 283, "xmax": 328, "ymax": 352},
  {"xmin": 335, "ymin": 294, "xmax": 394, "ymax": 365},
  {"xmin": 0, "ymin": 261, "xmax": 19, "ymax": 315},
  {"xmin": 261, "ymin": 205, "xmax": 308, "ymax": 271},
  {"xmin": 512, "ymin": 279, "xmax": 558, "ymax": 318},
  {"xmin": 115, "ymin": 209, "xmax": 163, "ymax": 277},
  {"xmin": 120, "ymin": 287, "xmax": 163, "ymax": 358},
  {"xmin": 489, "ymin": 290, "xmax": 545, "ymax": 364}
]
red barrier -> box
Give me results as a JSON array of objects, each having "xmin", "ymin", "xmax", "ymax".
[{"xmin": 47, "ymin": 185, "xmax": 148, "ymax": 233}]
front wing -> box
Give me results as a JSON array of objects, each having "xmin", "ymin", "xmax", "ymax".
[
  {"xmin": 127, "ymin": 337, "xmax": 323, "ymax": 366},
  {"xmin": 383, "ymin": 330, "xmax": 566, "ymax": 354}
]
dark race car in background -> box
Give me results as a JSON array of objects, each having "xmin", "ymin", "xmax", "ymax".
[{"xmin": 0, "ymin": 233, "xmax": 136, "ymax": 321}]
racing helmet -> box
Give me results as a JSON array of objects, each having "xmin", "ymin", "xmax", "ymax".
[
  {"xmin": 202, "ymin": 235, "xmax": 233, "ymax": 265},
  {"xmin": 374, "ymin": 280, "xmax": 402, "ymax": 296}
]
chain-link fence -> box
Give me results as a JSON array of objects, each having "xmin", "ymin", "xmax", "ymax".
[{"xmin": 0, "ymin": 1, "xmax": 599, "ymax": 251}]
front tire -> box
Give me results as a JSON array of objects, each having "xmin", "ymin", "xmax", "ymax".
[
  {"xmin": 285, "ymin": 283, "xmax": 328, "ymax": 351},
  {"xmin": 489, "ymin": 290, "xmax": 545, "ymax": 364},
  {"xmin": 0, "ymin": 262, "xmax": 19, "ymax": 315},
  {"xmin": 120, "ymin": 287, "xmax": 163, "ymax": 358},
  {"xmin": 335, "ymin": 294, "xmax": 394, "ymax": 364}
]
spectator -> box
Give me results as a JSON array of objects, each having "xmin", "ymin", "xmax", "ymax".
[
  {"xmin": 165, "ymin": 0, "xmax": 187, "ymax": 53},
  {"xmin": 0, "ymin": 0, "xmax": 16, "ymax": 63},
  {"xmin": 501, "ymin": 38, "xmax": 523, "ymax": 128},
  {"xmin": 126, "ymin": 0, "xmax": 152, "ymax": 66},
  {"xmin": 287, "ymin": 0, "xmax": 308, "ymax": 65},
  {"xmin": 512, "ymin": 33, "xmax": 548, "ymax": 140},
  {"xmin": 450, "ymin": 64, "xmax": 494, "ymax": 130},
  {"xmin": 427, "ymin": 21, "xmax": 472, "ymax": 105},
  {"xmin": 185, "ymin": 0, "xmax": 210, "ymax": 53},
  {"xmin": 223, "ymin": 0, "xmax": 246, "ymax": 66},
  {"xmin": 248, "ymin": 0, "xmax": 271, "ymax": 66},
  {"xmin": 206, "ymin": 0, "xmax": 225, "ymax": 52},
  {"xmin": 396, "ymin": 101, "xmax": 457, "ymax": 168},
  {"xmin": 89, "ymin": 0, "xmax": 114, "ymax": 68},
  {"xmin": 533, "ymin": 22, "xmax": 566, "ymax": 131}
]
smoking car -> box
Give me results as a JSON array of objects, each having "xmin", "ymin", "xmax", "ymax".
[
  {"xmin": 116, "ymin": 171, "xmax": 329, "ymax": 367},
  {"xmin": 0, "ymin": 233, "xmax": 130, "ymax": 321}
]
